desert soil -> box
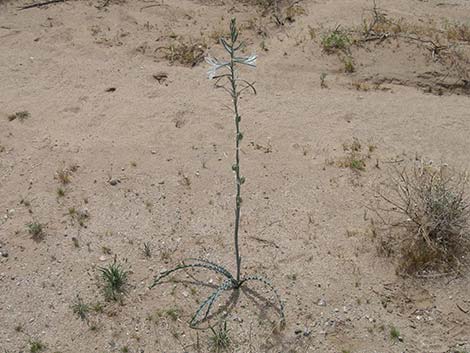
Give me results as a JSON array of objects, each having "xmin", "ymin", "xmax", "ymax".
[{"xmin": 1, "ymin": 0, "xmax": 470, "ymax": 352}]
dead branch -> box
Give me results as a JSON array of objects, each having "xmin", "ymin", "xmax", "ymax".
[
  {"xmin": 456, "ymin": 303, "xmax": 469, "ymax": 314},
  {"xmin": 19, "ymin": 0, "xmax": 66, "ymax": 10}
]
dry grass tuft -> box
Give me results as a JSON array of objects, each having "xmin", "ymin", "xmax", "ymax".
[{"xmin": 156, "ymin": 38, "xmax": 207, "ymax": 67}]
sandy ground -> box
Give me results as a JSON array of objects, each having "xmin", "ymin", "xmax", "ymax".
[{"xmin": 1, "ymin": 0, "xmax": 470, "ymax": 352}]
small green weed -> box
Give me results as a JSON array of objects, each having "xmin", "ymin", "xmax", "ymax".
[
  {"xmin": 165, "ymin": 308, "xmax": 180, "ymax": 321},
  {"xmin": 29, "ymin": 340, "xmax": 45, "ymax": 353},
  {"xmin": 8, "ymin": 111, "xmax": 30, "ymax": 122},
  {"xmin": 72, "ymin": 295, "xmax": 90, "ymax": 321},
  {"xmin": 390, "ymin": 326, "xmax": 401, "ymax": 341},
  {"xmin": 349, "ymin": 158, "xmax": 366, "ymax": 171},
  {"xmin": 143, "ymin": 242, "xmax": 152, "ymax": 258},
  {"xmin": 321, "ymin": 27, "xmax": 350, "ymax": 53},
  {"xmin": 209, "ymin": 321, "xmax": 231, "ymax": 352},
  {"xmin": 91, "ymin": 302, "xmax": 104, "ymax": 313},
  {"xmin": 27, "ymin": 222, "xmax": 44, "ymax": 240},
  {"xmin": 98, "ymin": 258, "xmax": 129, "ymax": 301},
  {"xmin": 320, "ymin": 72, "xmax": 328, "ymax": 88},
  {"xmin": 57, "ymin": 188, "xmax": 65, "ymax": 197},
  {"xmin": 343, "ymin": 56, "xmax": 355, "ymax": 73}
]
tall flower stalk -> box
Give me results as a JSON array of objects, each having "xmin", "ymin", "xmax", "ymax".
[{"xmin": 150, "ymin": 18, "xmax": 284, "ymax": 328}]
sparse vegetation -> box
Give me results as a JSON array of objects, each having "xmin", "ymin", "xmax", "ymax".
[
  {"xmin": 68, "ymin": 207, "xmax": 89, "ymax": 227},
  {"xmin": 2, "ymin": 2, "xmax": 469, "ymax": 352},
  {"xmin": 8, "ymin": 111, "xmax": 30, "ymax": 122},
  {"xmin": 165, "ymin": 307, "xmax": 180, "ymax": 321},
  {"xmin": 284, "ymin": 3, "xmax": 306, "ymax": 23},
  {"xmin": 356, "ymin": 1, "xmax": 470, "ymax": 93},
  {"xmin": 156, "ymin": 38, "xmax": 207, "ymax": 67},
  {"xmin": 55, "ymin": 167, "xmax": 73, "ymax": 185},
  {"xmin": 337, "ymin": 138, "xmax": 371, "ymax": 172},
  {"xmin": 445, "ymin": 22, "xmax": 470, "ymax": 43}
]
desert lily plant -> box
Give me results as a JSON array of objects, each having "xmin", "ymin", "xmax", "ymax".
[{"xmin": 150, "ymin": 18, "xmax": 285, "ymax": 328}]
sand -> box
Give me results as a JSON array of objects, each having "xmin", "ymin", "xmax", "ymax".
[{"xmin": 1, "ymin": 0, "xmax": 469, "ymax": 352}]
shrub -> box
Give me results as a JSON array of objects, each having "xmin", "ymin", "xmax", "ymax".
[
  {"xmin": 321, "ymin": 27, "xmax": 351, "ymax": 53},
  {"xmin": 374, "ymin": 161, "xmax": 470, "ymax": 274}
]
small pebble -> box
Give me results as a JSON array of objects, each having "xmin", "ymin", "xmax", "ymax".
[{"xmin": 109, "ymin": 178, "xmax": 120, "ymax": 186}]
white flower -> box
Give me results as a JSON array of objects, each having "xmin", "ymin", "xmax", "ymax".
[
  {"xmin": 235, "ymin": 53, "xmax": 256, "ymax": 67},
  {"xmin": 205, "ymin": 55, "xmax": 229, "ymax": 80},
  {"xmin": 205, "ymin": 53, "xmax": 257, "ymax": 80}
]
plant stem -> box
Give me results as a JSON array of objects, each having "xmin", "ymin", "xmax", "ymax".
[{"xmin": 229, "ymin": 37, "xmax": 242, "ymax": 285}]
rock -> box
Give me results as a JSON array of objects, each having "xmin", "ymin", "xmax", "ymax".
[
  {"xmin": 317, "ymin": 298, "xmax": 327, "ymax": 306},
  {"xmin": 153, "ymin": 72, "xmax": 168, "ymax": 84},
  {"xmin": 99, "ymin": 255, "xmax": 107, "ymax": 261},
  {"xmin": 109, "ymin": 178, "xmax": 120, "ymax": 186},
  {"xmin": 1, "ymin": 250, "xmax": 8, "ymax": 257}
]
